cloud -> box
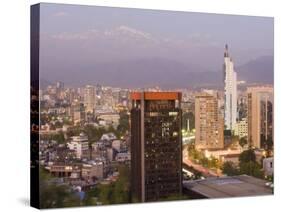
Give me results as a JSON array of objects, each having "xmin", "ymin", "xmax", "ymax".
[
  {"xmin": 53, "ymin": 12, "xmax": 68, "ymax": 17},
  {"xmin": 48, "ymin": 25, "xmax": 218, "ymax": 49},
  {"xmin": 51, "ymin": 32, "xmax": 90, "ymax": 40}
]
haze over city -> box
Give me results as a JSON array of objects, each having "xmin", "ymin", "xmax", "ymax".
[{"xmin": 39, "ymin": 3, "xmax": 274, "ymax": 88}]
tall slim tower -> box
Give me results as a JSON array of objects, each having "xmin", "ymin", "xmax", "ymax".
[
  {"xmin": 130, "ymin": 92, "xmax": 182, "ymax": 202},
  {"xmin": 223, "ymin": 44, "xmax": 237, "ymax": 131}
]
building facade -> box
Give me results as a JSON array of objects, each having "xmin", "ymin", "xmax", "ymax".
[
  {"xmin": 223, "ymin": 44, "xmax": 237, "ymax": 131},
  {"xmin": 67, "ymin": 133, "xmax": 89, "ymax": 159},
  {"xmin": 263, "ymin": 157, "xmax": 273, "ymax": 176},
  {"xmin": 70, "ymin": 100, "xmax": 85, "ymax": 124},
  {"xmin": 81, "ymin": 162, "xmax": 104, "ymax": 180},
  {"xmin": 195, "ymin": 92, "xmax": 224, "ymax": 150},
  {"xmin": 130, "ymin": 92, "xmax": 182, "ymax": 202},
  {"xmin": 234, "ymin": 117, "xmax": 248, "ymax": 139},
  {"xmin": 247, "ymin": 86, "xmax": 274, "ymax": 149},
  {"xmin": 84, "ymin": 85, "xmax": 96, "ymax": 113}
]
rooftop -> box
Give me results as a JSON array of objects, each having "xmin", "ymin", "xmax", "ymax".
[
  {"xmin": 130, "ymin": 91, "xmax": 181, "ymax": 100},
  {"xmin": 183, "ymin": 175, "xmax": 272, "ymax": 198}
]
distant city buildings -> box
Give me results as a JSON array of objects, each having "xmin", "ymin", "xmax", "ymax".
[
  {"xmin": 67, "ymin": 133, "xmax": 89, "ymax": 159},
  {"xmin": 37, "ymin": 75, "xmax": 274, "ymax": 206},
  {"xmin": 71, "ymin": 100, "xmax": 86, "ymax": 124},
  {"xmin": 223, "ymin": 44, "xmax": 237, "ymax": 131},
  {"xmin": 195, "ymin": 92, "xmax": 224, "ymax": 150},
  {"xmin": 234, "ymin": 117, "xmax": 248, "ymax": 139},
  {"xmin": 81, "ymin": 161, "xmax": 104, "ymax": 180},
  {"xmin": 247, "ymin": 86, "xmax": 274, "ymax": 149},
  {"xmin": 84, "ymin": 85, "xmax": 96, "ymax": 113},
  {"xmin": 130, "ymin": 92, "xmax": 182, "ymax": 202},
  {"xmin": 96, "ymin": 112, "xmax": 120, "ymax": 129}
]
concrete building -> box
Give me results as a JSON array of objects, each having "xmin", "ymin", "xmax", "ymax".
[
  {"xmin": 223, "ymin": 44, "xmax": 237, "ymax": 131},
  {"xmin": 263, "ymin": 157, "xmax": 273, "ymax": 176},
  {"xmin": 96, "ymin": 113, "xmax": 120, "ymax": 128},
  {"xmin": 84, "ymin": 85, "xmax": 96, "ymax": 113},
  {"xmin": 247, "ymin": 86, "xmax": 274, "ymax": 149},
  {"xmin": 130, "ymin": 92, "xmax": 182, "ymax": 202},
  {"xmin": 81, "ymin": 161, "xmax": 104, "ymax": 180},
  {"xmin": 116, "ymin": 152, "xmax": 131, "ymax": 162},
  {"xmin": 183, "ymin": 175, "xmax": 272, "ymax": 199},
  {"xmin": 106, "ymin": 148, "xmax": 114, "ymax": 161},
  {"xmin": 195, "ymin": 92, "xmax": 224, "ymax": 150},
  {"xmin": 101, "ymin": 133, "xmax": 117, "ymax": 141},
  {"xmin": 234, "ymin": 117, "xmax": 248, "ymax": 138},
  {"xmin": 204, "ymin": 149, "xmax": 242, "ymax": 166},
  {"xmin": 67, "ymin": 133, "xmax": 89, "ymax": 159},
  {"xmin": 70, "ymin": 100, "xmax": 85, "ymax": 124},
  {"xmin": 112, "ymin": 139, "xmax": 121, "ymax": 152},
  {"xmin": 49, "ymin": 164, "xmax": 81, "ymax": 178}
]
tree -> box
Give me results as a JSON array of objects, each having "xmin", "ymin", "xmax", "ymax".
[
  {"xmin": 239, "ymin": 149, "xmax": 256, "ymax": 164},
  {"xmin": 239, "ymin": 161, "xmax": 264, "ymax": 179},
  {"xmin": 222, "ymin": 161, "xmax": 239, "ymax": 176},
  {"xmin": 238, "ymin": 149, "xmax": 265, "ymax": 179},
  {"xmin": 117, "ymin": 111, "xmax": 129, "ymax": 137},
  {"xmin": 39, "ymin": 168, "xmax": 80, "ymax": 208},
  {"xmin": 209, "ymin": 157, "xmax": 220, "ymax": 169},
  {"xmin": 83, "ymin": 125, "xmax": 106, "ymax": 144},
  {"xmin": 200, "ymin": 157, "xmax": 209, "ymax": 167},
  {"xmin": 261, "ymin": 135, "xmax": 273, "ymax": 150},
  {"xmin": 239, "ymin": 137, "xmax": 248, "ymax": 148},
  {"xmin": 40, "ymin": 132, "xmax": 65, "ymax": 144},
  {"xmin": 83, "ymin": 164, "xmax": 131, "ymax": 206},
  {"xmin": 66, "ymin": 126, "xmax": 82, "ymax": 137},
  {"xmin": 112, "ymin": 165, "xmax": 130, "ymax": 204}
]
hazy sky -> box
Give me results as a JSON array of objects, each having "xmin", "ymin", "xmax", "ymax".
[{"xmin": 39, "ymin": 3, "xmax": 274, "ymax": 86}]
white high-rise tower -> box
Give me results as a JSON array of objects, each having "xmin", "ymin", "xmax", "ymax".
[{"xmin": 223, "ymin": 44, "xmax": 237, "ymax": 131}]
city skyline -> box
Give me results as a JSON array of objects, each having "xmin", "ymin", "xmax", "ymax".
[{"xmin": 31, "ymin": 3, "xmax": 274, "ymax": 209}]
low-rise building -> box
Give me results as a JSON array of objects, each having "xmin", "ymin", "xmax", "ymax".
[
  {"xmin": 115, "ymin": 152, "xmax": 131, "ymax": 162},
  {"xmin": 96, "ymin": 113, "xmax": 120, "ymax": 128},
  {"xmin": 112, "ymin": 139, "xmax": 121, "ymax": 152},
  {"xmin": 81, "ymin": 161, "xmax": 104, "ymax": 180},
  {"xmin": 100, "ymin": 133, "xmax": 117, "ymax": 141},
  {"xmin": 204, "ymin": 149, "xmax": 242, "ymax": 165},
  {"xmin": 183, "ymin": 175, "xmax": 273, "ymax": 199},
  {"xmin": 263, "ymin": 157, "xmax": 273, "ymax": 176},
  {"xmin": 107, "ymin": 148, "xmax": 114, "ymax": 161},
  {"xmin": 49, "ymin": 164, "xmax": 81, "ymax": 178}
]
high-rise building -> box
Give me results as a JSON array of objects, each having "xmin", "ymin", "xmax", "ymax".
[
  {"xmin": 247, "ymin": 86, "xmax": 273, "ymax": 149},
  {"xmin": 130, "ymin": 92, "xmax": 182, "ymax": 202},
  {"xmin": 223, "ymin": 44, "xmax": 237, "ymax": 131},
  {"xmin": 195, "ymin": 92, "xmax": 224, "ymax": 150},
  {"xmin": 56, "ymin": 81, "xmax": 64, "ymax": 90},
  {"xmin": 234, "ymin": 117, "xmax": 248, "ymax": 139},
  {"xmin": 71, "ymin": 100, "xmax": 85, "ymax": 124},
  {"xmin": 84, "ymin": 85, "xmax": 96, "ymax": 113}
]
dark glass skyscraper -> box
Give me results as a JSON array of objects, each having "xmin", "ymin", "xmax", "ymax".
[{"xmin": 130, "ymin": 92, "xmax": 182, "ymax": 202}]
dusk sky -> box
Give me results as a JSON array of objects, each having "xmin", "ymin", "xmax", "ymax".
[{"xmin": 39, "ymin": 3, "xmax": 274, "ymax": 87}]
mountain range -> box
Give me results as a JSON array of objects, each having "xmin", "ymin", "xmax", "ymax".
[
  {"xmin": 40, "ymin": 54, "xmax": 273, "ymax": 89},
  {"xmin": 40, "ymin": 25, "xmax": 273, "ymax": 89}
]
